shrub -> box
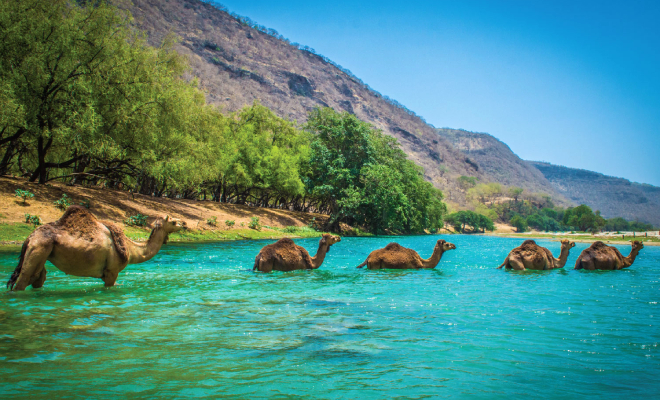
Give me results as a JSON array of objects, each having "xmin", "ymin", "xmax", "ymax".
[
  {"xmin": 15, "ymin": 189, "xmax": 34, "ymax": 204},
  {"xmin": 225, "ymin": 219, "xmax": 235, "ymax": 227},
  {"xmin": 207, "ymin": 216, "xmax": 218, "ymax": 226},
  {"xmin": 283, "ymin": 226, "xmax": 297, "ymax": 233},
  {"xmin": 79, "ymin": 199, "xmax": 91, "ymax": 209},
  {"xmin": 248, "ymin": 217, "xmax": 262, "ymax": 231},
  {"xmin": 125, "ymin": 214, "xmax": 148, "ymax": 227},
  {"xmin": 24, "ymin": 213, "xmax": 41, "ymax": 227},
  {"xmin": 54, "ymin": 194, "xmax": 72, "ymax": 210}
]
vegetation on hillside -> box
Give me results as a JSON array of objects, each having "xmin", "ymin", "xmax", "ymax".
[{"xmin": 0, "ymin": 1, "xmax": 445, "ymax": 235}]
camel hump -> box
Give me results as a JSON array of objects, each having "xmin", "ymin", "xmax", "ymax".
[
  {"xmin": 590, "ymin": 241, "xmax": 607, "ymax": 249},
  {"xmin": 275, "ymin": 238, "xmax": 296, "ymax": 246},
  {"xmin": 53, "ymin": 205, "xmax": 100, "ymax": 240},
  {"xmin": 520, "ymin": 240, "xmax": 537, "ymax": 247},
  {"xmin": 104, "ymin": 222, "xmax": 129, "ymax": 264},
  {"xmin": 384, "ymin": 242, "xmax": 405, "ymax": 251}
]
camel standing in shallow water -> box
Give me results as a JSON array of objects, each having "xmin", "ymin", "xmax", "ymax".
[
  {"xmin": 497, "ymin": 239, "xmax": 575, "ymax": 271},
  {"xmin": 356, "ymin": 239, "xmax": 456, "ymax": 270},
  {"xmin": 574, "ymin": 241, "xmax": 644, "ymax": 270},
  {"xmin": 7, "ymin": 206, "xmax": 185, "ymax": 290},
  {"xmin": 253, "ymin": 234, "xmax": 342, "ymax": 272}
]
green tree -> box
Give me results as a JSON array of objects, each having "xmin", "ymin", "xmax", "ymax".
[{"xmin": 510, "ymin": 215, "xmax": 528, "ymax": 232}]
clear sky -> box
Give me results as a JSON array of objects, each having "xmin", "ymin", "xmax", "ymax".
[{"xmin": 208, "ymin": 0, "xmax": 660, "ymax": 186}]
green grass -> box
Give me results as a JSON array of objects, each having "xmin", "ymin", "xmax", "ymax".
[
  {"xmin": 0, "ymin": 223, "xmax": 35, "ymax": 243},
  {"xmin": 123, "ymin": 225, "xmax": 326, "ymax": 242}
]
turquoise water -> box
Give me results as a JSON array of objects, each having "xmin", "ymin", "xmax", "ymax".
[{"xmin": 0, "ymin": 235, "xmax": 658, "ymax": 399}]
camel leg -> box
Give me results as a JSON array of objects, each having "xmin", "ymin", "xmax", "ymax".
[
  {"xmin": 256, "ymin": 260, "xmax": 273, "ymax": 273},
  {"xmin": 29, "ymin": 264, "xmax": 47, "ymax": 289},
  {"xmin": 12, "ymin": 243, "xmax": 53, "ymax": 291},
  {"xmin": 508, "ymin": 256, "xmax": 526, "ymax": 271},
  {"xmin": 102, "ymin": 269, "xmax": 119, "ymax": 287}
]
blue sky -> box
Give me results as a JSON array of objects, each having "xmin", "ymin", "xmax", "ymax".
[{"xmin": 209, "ymin": 0, "xmax": 660, "ymax": 186}]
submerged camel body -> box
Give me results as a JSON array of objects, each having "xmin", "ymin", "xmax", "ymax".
[
  {"xmin": 356, "ymin": 239, "xmax": 456, "ymax": 270},
  {"xmin": 497, "ymin": 239, "xmax": 575, "ymax": 271},
  {"xmin": 253, "ymin": 234, "xmax": 341, "ymax": 272},
  {"xmin": 6, "ymin": 206, "xmax": 185, "ymax": 290},
  {"xmin": 574, "ymin": 241, "xmax": 643, "ymax": 270}
]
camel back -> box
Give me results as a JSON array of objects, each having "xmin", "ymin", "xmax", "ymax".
[
  {"xmin": 51, "ymin": 206, "xmax": 129, "ymax": 264},
  {"xmin": 258, "ymin": 238, "xmax": 313, "ymax": 268}
]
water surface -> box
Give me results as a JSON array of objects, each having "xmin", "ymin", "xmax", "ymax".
[{"xmin": 0, "ymin": 235, "xmax": 658, "ymax": 399}]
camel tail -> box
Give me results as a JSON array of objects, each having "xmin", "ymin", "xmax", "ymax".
[
  {"xmin": 356, "ymin": 259, "xmax": 368, "ymax": 269},
  {"xmin": 496, "ymin": 262, "xmax": 506, "ymax": 269},
  {"xmin": 7, "ymin": 238, "xmax": 29, "ymax": 290}
]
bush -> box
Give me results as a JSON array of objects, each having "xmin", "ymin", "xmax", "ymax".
[
  {"xmin": 207, "ymin": 216, "xmax": 218, "ymax": 226},
  {"xmin": 225, "ymin": 219, "xmax": 235, "ymax": 227},
  {"xmin": 79, "ymin": 199, "xmax": 91, "ymax": 209},
  {"xmin": 510, "ymin": 215, "xmax": 528, "ymax": 232},
  {"xmin": 248, "ymin": 217, "xmax": 262, "ymax": 231},
  {"xmin": 54, "ymin": 194, "xmax": 72, "ymax": 210},
  {"xmin": 24, "ymin": 213, "xmax": 41, "ymax": 227},
  {"xmin": 15, "ymin": 189, "xmax": 34, "ymax": 204},
  {"xmin": 283, "ymin": 226, "xmax": 297, "ymax": 233},
  {"xmin": 125, "ymin": 214, "xmax": 148, "ymax": 227}
]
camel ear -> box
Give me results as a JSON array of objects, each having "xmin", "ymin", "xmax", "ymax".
[
  {"xmin": 438, "ymin": 239, "xmax": 446, "ymax": 245},
  {"xmin": 165, "ymin": 215, "xmax": 170, "ymax": 222}
]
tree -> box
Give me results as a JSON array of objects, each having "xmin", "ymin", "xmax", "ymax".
[
  {"xmin": 445, "ymin": 210, "xmax": 493, "ymax": 233},
  {"xmin": 563, "ymin": 205, "xmax": 605, "ymax": 232},
  {"xmin": 510, "ymin": 215, "xmax": 528, "ymax": 232}
]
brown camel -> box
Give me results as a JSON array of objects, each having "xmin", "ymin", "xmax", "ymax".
[
  {"xmin": 356, "ymin": 239, "xmax": 456, "ymax": 270},
  {"xmin": 497, "ymin": 239, "xmax": 576, "ymax": 271},
  {"xmin": 574, "ymin": 240, "xmax": 644, "ymax": 270},
  {"xmin": 6, "ymin": 205, "xmax": 185, "ymax": 291},
  {"xmin": 253, "ymin": 234, "xmax": 342, "ymax": 272}
]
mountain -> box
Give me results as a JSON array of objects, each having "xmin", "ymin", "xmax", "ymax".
[
  {"xmin": 529, "ymin": 162, "xmax": 660, "ymax": 226},
  {"xmin": 118, "ymin": 0, "xmax": 657, "ymax": 222}
]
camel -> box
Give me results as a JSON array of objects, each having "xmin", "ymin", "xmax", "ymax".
[
  {"xmin": 574, "ymin": 241, "xmax": 644, "ymax": 270},
  {"xmin": 356, "ymin": 239, "xmax": 456, "ymax": 270},
  {"xmin": 253, "ymin": 234, "xmax": 342, "ymax": 272},
  {"xmin": 497, "ymin": 239, "xmax": 576, "ymax": 271},
  {"xmin": 6, "ymin": 205, "xmax": 185, "ymax": 291}
]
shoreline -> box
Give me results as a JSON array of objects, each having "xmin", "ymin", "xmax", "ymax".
[{"xmin": 487, "ymin": 232, "xmax": 660, "ymax": 246}]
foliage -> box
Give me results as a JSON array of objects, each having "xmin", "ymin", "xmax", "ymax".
[
  {"xmin": 24, "ymin": 213, "xmax": 41, "ymax": 227},
  {"xmin": 79, "ymin": 199, "xmax": 91, "ymax": 209},
  {"xmin": 225, "ymin": 219, "xmax": 236, "ymax": 227},
  {"xmin": 248, "ymin": 217, "xmax": 262, "ymax": 230},
  {"xmin": 510, "ymin": 215, "xmax": 528, "ymax": 233},
  {"xmin": 445, "ymin": 211, "xmax": 494, "ymax": 233},
  {"xmin": 14, "ymin": 189, "xmax": 34, "ymax": 204},
  {"xmin": 206, "ymin": 216, "xmax": 218, "ymax": 227},
  {"xmin": 562, "ymin": 205, "xmax": 605, "ymax": 233},
  {"xmin": 53, "ymin": 194, "xmax": 72, "ymax": 211},
  {"xmin": 125, "ymin": 214, "xmax": 148, "ymax": 227},
  {"xmin": 457, "ymin": 176, "xmax": 478, "ymax": 190},
  {"xmin": 304, "ymin": 108, "xmax": 446, "ymax": 234}
]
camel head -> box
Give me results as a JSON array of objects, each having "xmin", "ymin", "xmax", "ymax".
[
  {"xmin": 632, "ymin": 240, "xmax": 644, "ymax": 252},
  {"xmin": 436, "ymin": 239, "xmax": 456, "ymax": 252},
  {"xmin": 320, "ymin": 233, "xmax": 341, "ymax": 252},
  {"xmin": 155, "ymin": 215, "xmax": 186, "ymax": 234},
  {"xmin": 560, "ymin": 239, "xmax": 576, "ymax": 250}
]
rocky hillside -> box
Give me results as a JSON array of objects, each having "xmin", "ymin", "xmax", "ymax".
[
  {"xmin": 530, "ymin": 162, "xmax": 660, "ymax": 226},
  {"xmin": 436, "ymin": 128, "xmax": 571, "ymax": 205},
  {"xmin": 118, "ymin": 0, "xmax": 546, "ymax": 206}
]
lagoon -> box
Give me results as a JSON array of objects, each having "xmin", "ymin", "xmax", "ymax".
[{"xmin": 0, "ymin": 235, "xmax": 658, "ymax": 399}]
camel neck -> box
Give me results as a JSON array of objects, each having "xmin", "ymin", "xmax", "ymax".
[
  {"xmin": 311, "ymin": 242, "xmax": 330, "ymax": 269},
  {"xmin": 128, "ymin": 227, "xmax": 168, "ymax": 264},
  {"xmin": 421, "ymin": 246, "xmax": 444, "ymax": 269},
  {"xmin": 555, "ymin": 246, "xmax": 572, "ymax": 268},
  {"xmin": 624, "ymin": 248, "xmax": 641, "ymax": 267}
]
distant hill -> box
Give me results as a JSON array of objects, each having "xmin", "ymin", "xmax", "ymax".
[
  {"xmin": 435, "ymin": 128, "xmax": 571, "ymax": 205},
  {"xmin": 529, "ymin": 162, "xmax": 660, "ymax": 227}
]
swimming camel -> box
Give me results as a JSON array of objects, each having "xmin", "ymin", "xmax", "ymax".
[
  {"xmin": 574, "ymin": 240, "xmax": 644, "ymax": 270},
  {"xmin": 497, "ymin": 239, "xmax": 575, "ymax": 271},
  {"xmin": 356, "ymin": 239, "xmax": 456, "ymax": 270},
  {"xmin": 253, "ymin": 234, "xmax": 342, "ymax": 272},
  {"xmin": 6, "ymin": 205, "xmax": 185, "ymax": 290}
]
